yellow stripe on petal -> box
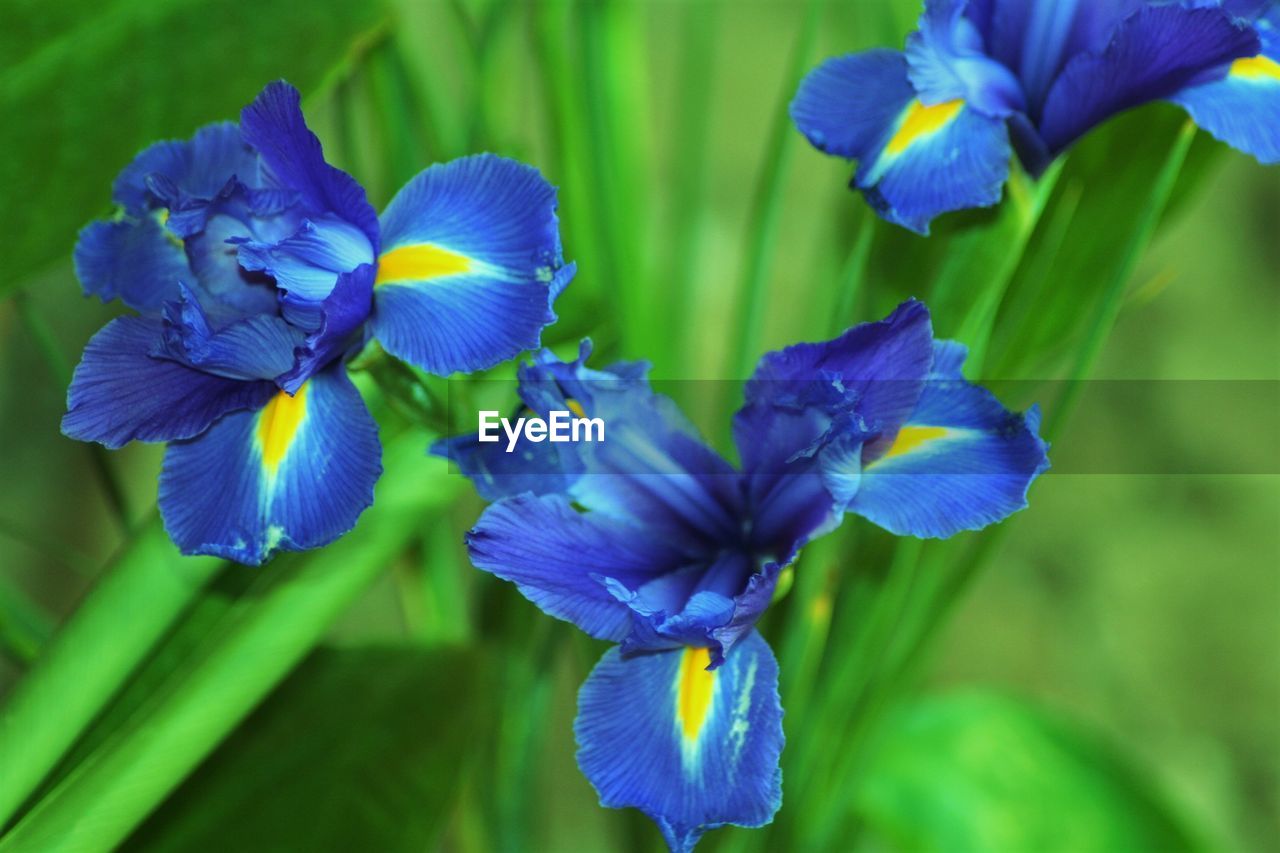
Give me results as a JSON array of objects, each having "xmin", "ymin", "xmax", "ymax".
[
  {"xmin": 885, "ymin": 99, "xmax": 964, "ymax": 156},
  {"xmin": 879, "ymin": 425, "xmax": 950, "ymax": 462},
  {"xmin": 676, "ymin": 646, "xmax": 715, "ymax": 743},
  {"xmin": 257, "ymin": 384, "xmax": 308, "ymax": 475},
  {"xmin": 375, "ymin": 243, "xmax": 473, "ymax": 286},
  {"xmin": 1230, "ymin": 55, "xmax": 1280, "ymax": 83}
]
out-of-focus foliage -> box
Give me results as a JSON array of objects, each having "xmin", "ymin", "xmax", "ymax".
[{"xmin": 0, "ymin": 0, "xmax": 1275, "ymax": 851}]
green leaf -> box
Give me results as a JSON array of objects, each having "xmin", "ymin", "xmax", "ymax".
[
  {"xmin": 0, "ymin": 0, "xmax": 388, "ymax": 297},
  {"xmin": 853, "ymin": 691, "xmax": 1207, "ymax": 851},
  {"xmin": 126, "ymin": 645, "xmax": 493, "ymax": 852}
]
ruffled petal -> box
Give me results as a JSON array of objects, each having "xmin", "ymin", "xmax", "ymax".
[
  {"xmin": 906, "ymin": 0, "xmax": 1025, "ymax": 116},
  {"xmin": 73, "ymin": 216, "xmax": 191, "ymax": 314},
  {"xmin": 158, "ymin": 364, "xmax": 381, "ymax": 565},
  {"xmin": 1038, "ymin": 4, "xmax": 1259, "ymax": 156},
  {"xmin": 575, "ymin": 632, "xmax": 784, "ymax": 853},
  {"xmin": 465, "ymin": 493, "xmax": 687, "ymax": 641},
  {"xmin": 370, "ymin": 154, "xmax": 571, "ymax": 375},
  {"xmin": 111, "ymin": 122, "xmax": 258, "ymax": 216},
  {"xmin": 850, "ymin": 341, "xmax": 1050, "ymax": 538},
  {"xmin": 239, "ymin": 81, "xmax": 380, "ymax": 249},
  {"xmin": 155, "ymin": 285, "xmax": 304, "ymax": 381},
  {"xmin": 1170, "ymin": 15, "xmax": 1280, "ymax": 164},
  {"xmin": 62, "ymin": 316, "xmax": 274, "ymax": 448}
]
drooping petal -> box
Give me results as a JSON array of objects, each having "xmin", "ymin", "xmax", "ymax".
[
  {"xmin": 73, "ymin": 216, "xmax": 191, "ymax": 314},
  {"xmin": 370, "ymin": 154, "xmax": 570, "ymax": 375},
  {"xmin": 1038, "ymin": 4, "xmax": 1259, "ymax": 156},
  {"xmin": 792, "ymin": 51, "xmax": 1011, "ymax": 234},
  {"xmin": 62, "ymin": 316, "xmax": 274, "ymax": 448},
  {"xmin": 239, "ymin": 81, "xmax": 380, "ymax": 249},
  {"xmin": 1170, "ymin": 13, "xmax": 1280, "ymax": 164},
  {"xmin": 465, "ymin": 493, "xmax": 688, "ymax": 641},
  {"xmin": 158, "ymin": 363, "xmax": 381, "ymax": 565},
  {"xmin": 850, "ymin": 341, "xmax": 1050, "ymax": 538},
  {"xmin": 575, "ymin": 632, "xmax": 784, "ymax": 853}
]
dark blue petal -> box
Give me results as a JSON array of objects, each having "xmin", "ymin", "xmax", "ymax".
[
  {"xmin": 575, "ymin": 632, "xmax": 784, "ymax": 853},
  {"xmin": 155, "ymin": 285, "xmax": 304, "ymax": 381},
  {"xmin": 158, "ymin": 364, "xmax": 381, "ymax": 565},
  {"xmin": 792, "ymin": 49, "xmax": 915, "ymax": 160},
  {"xmin": 907, "ymin": 0, "xmax": 1026, "ymax": 116},
  {"xmin": 370, "ymin": 154, "xmax": 570, "ymax": 375},
  {"xmin": 432, "ymin": 430, "xmax": 580, "ymax": 502},
  {"xmin": 239, "ymin": 81, "xmax": 380, "ymax": 250},
  {"xmin": 74, "ymin": 216, "xmax": 191, "ymax": 314},
  {"xmin": 275, "ymin": 263, "xmax": 377, "ymax": 393},
  {"xmin": 112, "ymin": 122, "xmax": 257, "ymax": 216},
  {"xmin": 465, "ymin": 493, "xmax": 687, "ymax": 641},
  {"xmin": 62, "ymin": 317, "xmax": 274, "ymax": 448},
  {"xmin": 1038, "ymin": 5, "xmax": 1258, "ymax": 156},
  {"xmin": 850, "ymin": 341, "xmax": 1050, "ymax": 538},
  {"xmin": 744, "ymin": 299, "xmax": 934, "ymax": 434},
  {"xmin": 1170, "ymin": 18, "xmax": 1280, "ymax": 164}
]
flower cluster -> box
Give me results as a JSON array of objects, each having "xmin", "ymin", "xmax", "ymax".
[
  {"xmin": 438, "ymin": 300, "xmax": 1049, "ymax": 850},
  {"xmin": 64, "ymin": 82, "xmax": 573, "ymax": 564},
  {"xmin": 793, "ymin": 0, "xmax": 1279, "ymax": 232}
]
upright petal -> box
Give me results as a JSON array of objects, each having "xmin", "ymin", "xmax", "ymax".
[
  {"xmin": 62, "ymin": 316, "xmax": 275, "ymax": 448},
  {"xmin": 850, "ymin": 341, "xmax": 1050, "ymax": 538},
  {"xmin": 1038, "ymin": 5, "xmax": 1259, "ymax": 156},
  {"xmin": 1170, "ymin": 10, "xmax": 1280, "ymax": 164},
  {"xmin": 158, "ymin": 364, "xmax": 381, "ymax": 565},
  {"xmin": 465, "ymin": 493, "xmax": 688, "ymax": 641},
  {"xmin": 111, "ymin": 122, "xmax": 258, "ymax": 216},
  {"xmin": 370, "ymin": 154, "xmax": 570, "ymax": 375},
  {"xmin": 906, "ymin": 0, "xmax": 1025, "ymax": 117},
  {"xmin": 575, "ymin": 632, "xmax": 784, "ymax": 853},
  {"xmin": 74, "ymin": 216, "xmax": 191, "ymax": 314},
  {"xmin": 239, "ymin": 81, "xmax": 380, "ymax": 249}
]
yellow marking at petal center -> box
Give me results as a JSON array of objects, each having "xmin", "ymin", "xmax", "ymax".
[
  {"xmin": 1230, "ymin": 55, "xmax": 1280, "ymax": 82},
  {"xmin": 886, "ymin": 99, "xmax": 964, "ymax": 156},
  {"xmin": 257, "ymin": 384, "xmax": 309, "ymax": 475},
  {"xmin": 567, "ymin": 398, "xmax": 587, "ymax": 419},
  {"xmin": 375, "ymin": 243, "xmax": 473, "ymax": 286},
  {"xmin": 676, "ymin": 647, "xmax": 715, "ymax": 742},
  {"xmin": 880, "ymin": 425, "xmax": 950, "ymax": 461}
]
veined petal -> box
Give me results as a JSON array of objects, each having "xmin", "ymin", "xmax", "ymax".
[
  {"xmin": 465, "ymin": 493, "xmax": 687, "ymax": 642},
  {"xmin": 155, "ymin": 285, "xmax": 304, "ymax": 382},
  {"xmin": 74, "ymin": 216, "xmax": 191, "ymax": 314},
  {"xmin": 792, "ymin": 49, "xmax": 917, "ymax": 160},
  {"xmin": 1170, "ymin": 18, "xmax": 1280, "ymax": 165},
  {"xmin": 370, "ymin": 154, "xmax": 570, "ymax": 375},
  {"xmin": 240, "ymin": 81, "xmax": 380, "ymax": 249},
  {"xmin": 850, "ymin": 341, "xmax": 1050, "ymax": 538},
  {"xmin": 855, "ymin": 94, "xmax": 1011, "ymax": 235},
  {"xmin": 62, "ymin": 316, "xmax": 274, "ymax": 448},
  {"xmin": 575, "ymin": 632, "xmax": 784, "ymax": 853},
  {"xmin": 158, "ymin": 364, "xmax": 381, "ymax": 565},
  {"xmin": 1038, "ymin": 5, "xmax": 1259, "ymax": 156}
]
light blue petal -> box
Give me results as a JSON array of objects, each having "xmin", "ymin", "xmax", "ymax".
[
  {"xmin": 575, "ymin": 631, "xmax": 784, "ymax": 853},
  {"xmin": 791, "ymin": 49, "xmax": 915, "ymax": 160},
  {"xmin": 1171, "ymin": 30, "xmax": 1280, "ymax": 164},
  {"xmin": 371, "ymin": 154, "xmax": 570, "ymax": 375},
  {"xmin": 158, "ymin": 364, "xmax": 381, "ymax": 565}
]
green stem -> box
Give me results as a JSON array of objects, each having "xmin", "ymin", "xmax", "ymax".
[
  {"xmin": 827, "ymin": 216, "xmax": 874, "ymax": 337},
  {"xmin": 728, "ymin": 0, "xmax": 825, "ymax": 381},
  {"xmin": 0, "ymin": 437, "xmax": 460, "ymax": 851},
  {"xmin": 0, "ymin": 517, "xmax": 222, "ymax": 830},
  {"xmin": 1047, "ymin": 120, "xmax": 1196, "ymax": 439}
]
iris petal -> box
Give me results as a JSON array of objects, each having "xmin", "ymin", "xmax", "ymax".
[
  {"xmin": 74, "ymin": 216, "xmax": 191, "ymax": 315},
  {"xmin": 370, "ymin": 154, "xmax": 570, "ymax": 375},
  {"xmin": 158, "ymin": 363, "xmax": 381, "ymax": 565},
  {"xmin": 574, "ymin": 631, "xmax": 784, "ymax": 853}
]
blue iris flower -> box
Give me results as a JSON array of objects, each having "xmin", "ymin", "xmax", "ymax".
[
  {"xmin": 63, "ymin": 81, "xmax": 574, "ymax": 565},
  {"xmin": 792, "ymin": 0, "xmax": 1279, "ymax": 233},
  {"xmin": 436, "ymin": 300, "xmax": 1050, "ymax": 851}
]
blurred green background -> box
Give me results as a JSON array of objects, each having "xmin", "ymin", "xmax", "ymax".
[{"xmin": 0, "ymin": 0, "xmax": 1276, "ymax": 851}]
